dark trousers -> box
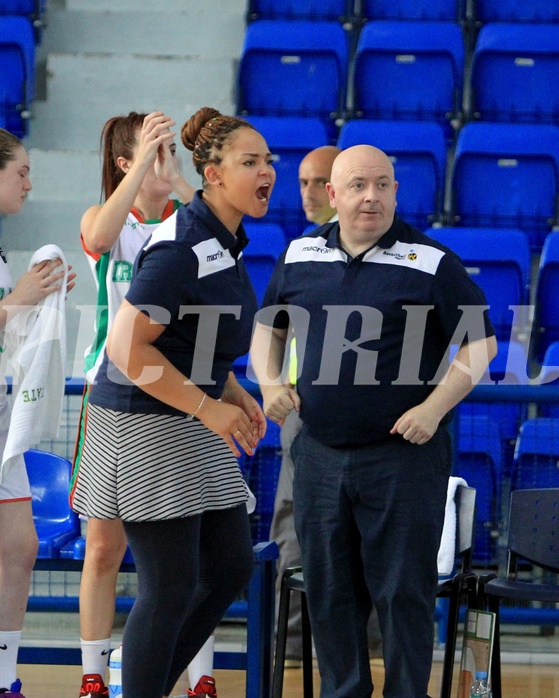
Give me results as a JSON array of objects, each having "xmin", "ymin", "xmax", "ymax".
[
  {"xmin": 292, "ymin": 427, "xmax": 451, "ymax": 698},
  {"xmin": 122, "ymin": 505, "xmax": 254, "ymax": 698}
]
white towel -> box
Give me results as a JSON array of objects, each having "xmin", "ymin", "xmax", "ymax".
[
  {"xmin": 1, "ymin": 245, "xmax": 67, "ymax": 477},
  {"xmin": 437, "ymin": 475, "xmax": 468, "ymax": 577}
]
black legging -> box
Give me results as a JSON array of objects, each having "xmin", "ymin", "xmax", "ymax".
[{"xmin": 122, "ymin": 504, "xmax": 254, "ymax": 698}]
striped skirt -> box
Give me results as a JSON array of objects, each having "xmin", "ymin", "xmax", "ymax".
[{"xmin": 70, "ymin": 402, "xmax": 251, "ymax": 522}]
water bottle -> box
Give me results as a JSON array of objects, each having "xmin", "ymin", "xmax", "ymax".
[
  {"xmin": 470, "ymin": 670, "xmax": 492, "ymax": 697},
  {"xmin": 109, "ymin": 645, "xmax": 123, "ymax": 698}
]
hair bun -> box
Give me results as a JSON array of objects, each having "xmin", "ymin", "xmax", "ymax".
[{"xmin": 181, "ymin": 106, "xmax": 222, "ymax": 151}]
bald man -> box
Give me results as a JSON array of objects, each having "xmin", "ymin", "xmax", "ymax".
[
  {"xmin": 298, "ymin": 145, "xmax": 340, "ymax": 230},
  {"xmin": 252, "ymin": 145, "xmax": 497, "ymax": 697}
]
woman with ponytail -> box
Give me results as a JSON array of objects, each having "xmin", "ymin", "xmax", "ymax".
[{"xmin": 71, "ymin": 107, "xmax": 275, "ymax": 698}]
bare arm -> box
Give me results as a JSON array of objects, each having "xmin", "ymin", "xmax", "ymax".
[
  {"xmin": 107, "ymin": 300, "xmax": 257, "ymax": 456},
  {"xmin": 81, "ymin": 112, "xmax": 185, "ymax": 255},
  {"xmin": 390, "ymin": 335, "xmax": 498, "ymax": 444},
  {"xmin": 250, "ymin": 321, "xmax": 300, "ymax": 425}
]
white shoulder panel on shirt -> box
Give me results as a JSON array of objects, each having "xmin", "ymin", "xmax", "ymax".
[
  {"xmin": 285, "ymin": 236, "xmax": 347, "ymax": 264},
  {"xmin": 193, "ymin": 238, "xmax": 236, "ymax": 279},
  {"xmin": 364, "ymin": 241, "xmax": 445, "ymax": 276}
]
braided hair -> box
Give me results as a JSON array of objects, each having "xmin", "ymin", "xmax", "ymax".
[{"xmin": 181, "ymin": 107, "xmax": 254, "ymax": 186}]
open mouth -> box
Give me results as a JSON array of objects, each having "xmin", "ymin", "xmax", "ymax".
[{"xmin": 257, "ymin": 184, "xmax": 270, "ymax": 202}]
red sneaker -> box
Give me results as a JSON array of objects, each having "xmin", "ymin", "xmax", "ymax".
[
  {"xmin": 79, "ymin": 674, "xmax": 109, "ymax": 698},
  {"xmin": 187, "ymin": 675, "xmax": 218, "ymax": 697}
]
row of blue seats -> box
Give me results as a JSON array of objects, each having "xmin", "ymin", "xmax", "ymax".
[
  {"xmin": 240, "ymin": 116, "xmax": 559, "ymax": 250},
  {"xmin": 238, "ymin": 19, "xmax": 559, "ymax": 129},
  {"xmin": 247, "ymin": 0, "xmax": 559, "ymax": 24}
]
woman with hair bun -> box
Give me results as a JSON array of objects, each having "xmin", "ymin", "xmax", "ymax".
[
  {"xmin": 73, "ymin": 110, "xmax": 196, "ymax": 698},
  {"xmin": 71, "ymin": 107, "xmax": 275, "ymax": 698}
]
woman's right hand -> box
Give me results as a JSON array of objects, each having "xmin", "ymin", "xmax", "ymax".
[
  {"xmin": 196, "ymin": 396, "xmax": 257, "ymax": 458},
  {"xmin": 136, "ymin": 111, "xmax": 177, "ymax": 171},
  {"xmin": 10, "ymin": 259, "xmax": 66, "ymax": 307}
]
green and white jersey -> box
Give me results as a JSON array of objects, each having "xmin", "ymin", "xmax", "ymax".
[{"xmin": 82, "ymin": 200, "xmax": 181, "ymax": 382}]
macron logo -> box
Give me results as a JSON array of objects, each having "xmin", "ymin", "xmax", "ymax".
[
  {"xmin": 302, "ymin": 245, "xmax": 332, "ymax": 254},
  {"xmin": 206, "ymin": 250, "xmax": 224, "ymax": 262},
  {"xmin": 0, "ymin": 644, "xmax": 7, "ymax": 650}
]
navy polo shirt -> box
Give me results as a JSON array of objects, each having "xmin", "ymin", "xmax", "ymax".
[
  {"xmin": 261, "ymin": 215, "xmax": 495, "ymax": 447},
  {"xmin": 90, "ymin": 191, "xmax": 258, "ymax": 416}
]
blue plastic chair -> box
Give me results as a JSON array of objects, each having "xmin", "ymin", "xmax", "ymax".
[
  {"xmin": 453, "ymin": 415, "xmax": 503, "ymax": 564},
  {"xmin": 470, "ymin": 23, "xmax": 559, "ymax": 124},
  {"xmin": 237, "ymin": 20, "xmax": 349, "ymax": 124},
  {"xmin": 424, "ymin": 226, "xmax": 530, "ymax": 341},
  {"xmin": 534, "ymin": 231, "xmax": 559, "ymax": 362},
  {"xmin": 352, "ymin": 20, "xmax": 464, "ymax": 128},
  {"xmin": 474, "ymin": 0, "xmax": 559, "ymax": 23},
  {"xmin": 538, "ymin": 342, "xmax": 559, "ymax": 417},
  {"xmin": 450, "ymin": 122, "xmax": 559, "ymax": 250},
  {"xmin": 0, "ymin": 15, "xmax": 35, "ymax": 136},
  {"xmin": 360, "ymin": 0, "xmax": 465, "ymax": 21},
  {"xmin": 247, "ymin": 0, "xmax": 351, "ymax": 22},
  {"xmin": 512, "ymin": 418, "xmax": 559, "ymax": 492},
  {"xmin": 243, "ymin": 115, "xmax": 331, "ymax": 240},
  {"xmin": 338, "ymin": 119, "xmax": 447, "ymax": 228},
  {"xmin": 25, "ymin": 449, "xmax": 81, "ymax": 559},
  {"xmin": 242, "ymin": 221, "xmax": 286, "ymax": 305}
]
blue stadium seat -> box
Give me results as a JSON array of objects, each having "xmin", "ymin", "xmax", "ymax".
[
  {"xmin": 534, "ymin": 231, "xmax": 559, "ymax": 362},
  {"xmin": 361, "ymin": 0, "xmax": 465, "ymax": 21},
  {"xmin": 352, "ymin": 21, "xmax": 464, "ymax": 128},
  {"xmin": 474, "ymin": 0, "xmax": 559, "ymax": 23},
  {"xmin": 454, "ymin": 415, "xmax": 503, "ymax": 564},
  {"xmin": 237, "ymin": 20, "xmax": 348, "ymax": 126},
  {"xmin": 247, "ymin": 0, "xmax": 351, "ymax": 22},
  {"xmin": 243, "ymin": 115, "xmax": 330, "ymax": 240},
  {"xmin": 456, "ymin": 340, "xmax": 529, "ymax": 482},
  {"xmin": 0, "ymin": 15, "xmax": 35, "ymax": 136},
  {"xmin": 424, "ymin": 226, "xmax": 531, "ymax": 341},
  {"xmin": 338, "ymin": 119, "xmax": 447, "ymax": 229},
  {"xmin": 512, "ymin": 418, "xmax": 559, "ymax": 491},
  {"xmin": 242, "ymin": 220, "xmax": 286, "ymax": 305},
  {"xmin": 25, "ymin": 449, "xmax": 81, "ymax": 559},
  {"xmin": 450, "ymin": 122, "xmax": 559, "ymax": 250},
  {"xmin": 538, "ymin": 342, "xmax": 559, "ymax": 417},
  {"xmin": 470, "ymin": 23, "xmax": 559, "ymax": 124}
]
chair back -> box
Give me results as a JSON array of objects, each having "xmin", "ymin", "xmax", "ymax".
[{"xmin": 507, "ymin": 488, "xmax": 559, "ymax": 574}]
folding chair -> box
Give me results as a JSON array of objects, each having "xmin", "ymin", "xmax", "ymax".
[
  {"xmin": 0, "ymin": 15, "xmax": 35, "ymax": 136},
  {"xmin": 352, "ymin": 20, "xmax": 464, "ymax": 128},
  {"xmin": 450, "ymin": 122, "xmax": 559, "ymax": 250},
  {"xmin": 534, "ymin": 230, "xmax": 559, "ymax": 362},
  {"xmin": 247, "ymin": 0, "xmax": 352, "ymax": 22},
  {"xmin": 470, "ymin": 23, "xmax": 559, "ymax": 124},
  {"xmin": 478, "ymin": 488, "xmax": 559, "ymax": 698},
  {"xmin": 25, "ymin": 448, "xmax": 81, "ymax": 559},
  {"xmin": 360, "ymin": 0, "xmax": 465, "ymax": 22},
  {"xmin": 474, "ymin": 0, "xmax": 559, "ymax": 23},
  {"xmin": 424, "ymin": 226, "xmax": 531, "ymax": 341},
  {"xmin": 237, "ymin": 20, "xmax": 348, "ymax": 125}
]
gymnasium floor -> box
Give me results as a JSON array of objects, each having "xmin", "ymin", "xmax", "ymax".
[{"xmin": 17, "ymin": 612, "xmax": 559, "ymax": 697}]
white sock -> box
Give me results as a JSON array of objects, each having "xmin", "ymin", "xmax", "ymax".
[
  {"xmin": 80, "ymin": 638, "xmax": 112, "ymax": 681},
  {"xmin": 0, "ymin": 630, "xmax": 21, "ymax": 690},
  {"xmin": 187, "ymin": 634, "xmax": 215, "ymax": 689}
]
